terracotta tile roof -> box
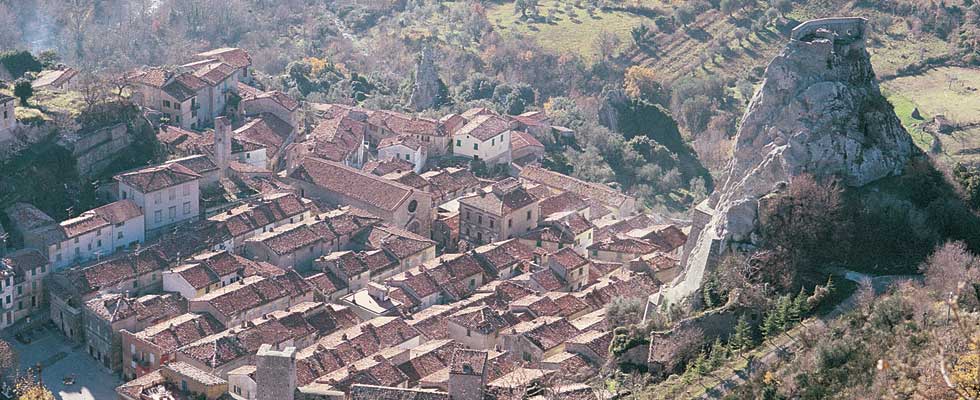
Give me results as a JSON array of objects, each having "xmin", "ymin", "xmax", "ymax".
[
  {"xmin": 459, "ymin": 179, "xmax": 536, "ymax": 216},
  {"xmin": 363, "ymin": 158, "xmax": 415, "ymax": 176},
  {"xmin": 0, "ymin": 249, "xmax": 47, "ymax": 279},
  {"xmin": 258, "ymin": 90, "xmax": 300, "ymax": 111},
  {"xmin": 191, "ymin": 271, "xmax": 310, "ymax": 321},
  {"xmin": 370, "ymin": 112, "xmax": 443, "ymax": 137},
  {"xmin": 382, "ymin": 170, "xmax": 429, "ymax": 190},
  {"xmin": 288, "ymin": 158, "xmax": 417, "ymax": 212},
  {"xmin": 63, "ymin": 250, "xmax": 169, "ymax": 294},
  {"xmin": 522, "ymin": 225, "xmax": 573, "ymax": 245},
  {"xmin": 405, "ymin": 304, "xmax": 454, "ymax": 339},
  {"xmin": 491, "ymin": 280, "xmax": 537, "ymax": 304},
  {"xmin": 115, "ymin": 369, "xmax": 165, "ymax": 399},
  {"xmin": 59, "ymin": 213, "xmax": 110, "ymax": 238},
  {"xmin": 519, "ymin": 165, "xmax": 631, "ymax": 209},
  {"xmin": 134, "ymin": 313, "xmax": 226, "ymax": 354},
  {"xmin": 357, "ymin": 224, "xmax": 435, "ymax": 260},
  {"xmin": 115, "ymin": 162, "xmax": 201, "ymax": 193},
  {"xmin": 163, "ymin": 73, "xmax": 206, "ymax": 101},
  {"xmin": 420, "ymin": 167, "xmax": 480, "ymax": 200},
  {"xmin": 209, "ymin": 192, "xmax": 309, "ymax": 237},
  {"xmin": 460, "ymin": 107, "xmax": 494, "ymax": 120},
  {"xmin": 449, "ymin": 306, "xmax": 509, "ymax": 335},
  {"xmin": 131, "ymin": 68, "xmax": 170, "ymax": 87},
  {"xmin": 315, "ymin": 355, "xmax": 408, "ymax": 392},
  {"xmin": 250, "ymin": 223, "xmax": 322, "ymax": 255},
  {"xmin": 294, "ymin": 317, "xmax": 421, "ymax": 386},
  {"xmin": 325, "ymin": 250, "xmax": 397, "ymax": 279},
  {"xmin": 193, "ymin": 62, "xmax": 237, "ymax": 86},
  {"xmin": 538, "ymin": 192, "xmax": 588, "ymax": 218},
  {"xmin": 567, "ymin": 330, "xmax": 612, "ymax": 360},
  {"xmin": 91, "ymin": 200, "xmax": 143, "ymax": 225},
  {"xmin": 450, "ymin": 348, "xmax": 488, "ymax": 376},
  {"xmin": 397, "ymin": 339, "xmax": 455, "ymax": 383},
  {"xmin": 530, "ymin": 269, "xmax": 567, "ymax": 292},
  {"xmin": 86, "ymin": 293, "xmax": 187, "ymax": 325},
  {"xmin": 306, "ymin": 115, "xmax": 367, "ymax": 163},
  {"xmin": 163, "ymin": 361, "xmax": 227, "ymax": 386},
  {"xmin": 587, "ymin": 237, "xmax": 661, "ymax": 255},
  {"xmin": 473, "ymin": 239, "xmax": 535, "ymax": 276},
  {"xmin": 168, "ymin": 154, "xmax": 219, "ymax": 175},
  {"xmin": 32, "ymin": 68, "xmax": 78, "ymax": 89},
  {"xmin": 350, "ymin": 384, "xmax": 448, "ymax": 400},
  {"xmin": 508, "ymin": 316, "xmax": 579, "ymax": 352},
  {"xmin": 379, "ymin": 135, "xmax": 423, "ymax": 151},
  {"xmin": 237, "ymin": 82, "xmax": 263, "ymax": 99},
  {"xmin": 510, "ymin": 130, "xmax": 544, "ymax": 152},
  {"xmin": 455, "ymin": 115, "xmax": 512, "ymax": 141},
  {"xmin": 305, "ymin": 271, "xmax": 349, "ymax": 296},
  {"xmin": 196, "ymin": 48, "xmax": 252, "ymax": 69},
  {"xmin": 547, "ymin": 293, "xmax": 591, "ymax": 317},
  {"xmin": 234, "ymin": 114, "xmax": 293, "ymax": 157}
]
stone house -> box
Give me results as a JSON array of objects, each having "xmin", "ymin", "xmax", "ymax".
[
  {"xmin": 509, "ymin": 130, "xmax": 545, "ymax": 165},
  {"xmin": 448, "ymin": 349, "xmax": 489, "ymax": 400},
  {"xmin": 519, "ymin": 165, "xmax": 637, "ymax": 219},
  {"xmin": 206, "ymin": 192, "xmax": 314, "ymax": 253},
  {"xmin": 286, "ymin": 113, "xmax": 367, "ymax": 171},
  {"xmin": 47, "ymin": 249, "xmax": 170, "ymax": 343},
  {"xmin": 451, "ymin": 115, "xmax": 513, "ymax": 165},
  {"xmin": 243, "ymin": 222, "xmax": 325, "ymax": 270},
  {"xmin": 47, "ymin": 200, "xmax": 145, "ymax": 270},
  {"xmin": 161, "ymin": 251, "xmax": 282, "ymax": 299},
  {"xmin": 130, "ymin": 69, "xmax": 206, "ymax": 130},
  {"xmin": 520, "ymin": 211, "xmax": 593, "ymax": 257},
  {"xmin": 186, "ymin": 61, "xmax": 240, "ymax": 126},
  {"xmin": 501, "ymin": 316, "xmax": 580, "ymax": 363},
  {"xmin": 115, "ymin": 162, "xmax": 201, "ymax": 237},
  {"xmin": 239, "ymin": 87, "xmax": 300, "ymax": 129},
  {"xmin": 194, "ymin": 48, "xmax": 253, "ymax": 83},
  {"xmin": 286, "ymin": 158, "xmax": 433, "ymax": 236},
  {"xmin": 458, "ymin": 178, "xmax": 539, "ymax": 246},
  {"xmin": 419, "ymin": 167, "xmax": 481, "ymax": 205},
  {"xmin": 186, "ymin": 271, "xmax": 313, "ymax": 327},
  {"xmin": 82, "ymin": 292, "xmax": 187, "ymax": 373},
  {"xmin": 0, "ymin": 249, "xmax": 49, "ymax": 329},
  {"xmin": 447, "ymin": 306, "xmax": 510, "ymax": 350},
  {"xmin": 2, "ymin": 203, "xmax": 61, "ymax": 252},
  {"xmin": 234, "ymin": 114, "xmax": 296, "ymax": 170},
  {"xmin": 378, "ymin": 135, "xmax": 427, "ymax": 173},
  {"xmin": 31, "ymin": 68, "xmax": 79, "ymax": 91},
  {"xmin": 119, "ymin": 312, "xmax": 226, "ymax": 380}
]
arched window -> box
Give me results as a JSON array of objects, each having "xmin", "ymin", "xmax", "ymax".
[{"xmin": 408, "ymin": 200, "xmax": 418, "ymax": 213}]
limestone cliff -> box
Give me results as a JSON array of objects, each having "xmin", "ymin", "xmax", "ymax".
[
  {"xmin": 659, "ymin": 18, "xmax": 913, "ymax": 306},
  {"xmin": 408, "ymin": 47, "xmax": 441, "ymax": 111}
]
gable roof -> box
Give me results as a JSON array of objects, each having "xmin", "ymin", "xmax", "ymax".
[
  {"xmin": 288, "ymin": 158, "xmax": 418, "ymax": 212},
  {"xmin": 115, "ymin": 162, "xmax": 201, "ymax": 193},
  {"xmin": 195, "ymin": 48, "xmax": 252, "ymax": 69},
  {"xmin": 235, "ymin": 114, "xmax": 293, "ymax": 156},
  {"xmin": 455, "ymin": 115, "xmax": 512, "ymax": 141},
  {"xmin": 519, "ymin": 165, "xmax": 632, "ymax": 209}
]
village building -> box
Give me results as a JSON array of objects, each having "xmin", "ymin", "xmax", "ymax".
[
  {"xmin": 162, "ymin": 250, "xmax": 283, "ymax": 299},
  {"xmin": 509, "ymin": 131, "xmax": 545, "ymax": 166},
  {"xmin": 194, "ymin": 48, "xmax": 254, "ymax": 83},
  {"xmin": 419, "ymin": 167, "xmax": 481, "ymax": 205},
  {"xmin": 446, "ymin": 306, "xmax": 510, "ymax": 350},
  {"xmin": 0, "ymin": 249, "xmax": 48, "ymax": 329},
  {"xmin": 519, "ymin": 165, "xmax": 637, "ymax": 219},
  {"xmin": 451, "ymin": 115, "xmax": 513, "ymax": 165},
  {"xmin": 115, "ymin": 162, "xmax": 202, "ymax": 236},
  {"xmin": 2, "ymin": 203, "xmax": 62, "ymax": 252},
  {"xmin": 47, "ymin": 200, "xmax": 144, "ymax": 270},
  {"xmin": 286, "ymin": 158, "xmax": 433, "ymax": 236},
  {"xmin": 47, "ymin": 249, "xmax": 171, "ymax": 343},
  {"xmin": 234, "ymin": 114, "xmax": 296, "ymax": 170},
  {"xmin": 119, "ymin": 312, "xmax": 226, "ymax": 380},
  {"xmin": 458, "ymin": 178, "xmax": 539, "ymax": 246},
  {"xmin": 187, "ymin": 271, "xmax": 313, "ymax": 327},
  {"xmin": 115, "ymin": 362, "xmax": 229, "ymax": 400},
  {"xmin": 31, "ymin": 68, "xmax": 79, "ymax": 91},
  {"xmin": 520, "ymin": 211, "xmax": 594, "ymax": 256},
  {"xmin": 239, "ymin": 88, "xmax": 301, "ymax": 129},
  {"xmin": 130, "ymin": 69, "xmax": 207, "ymax": 130},
  {"xmin": 286, "ymin": 113, "xmax": 368, "ymax": 170},
  {"xmin": 82, "ymin": 292, "xmax": 187, "ymax": 372},
  {"xmin": 378, "ymin": 135, "xmax": 427, "ymax": 173},
  {"xmin": 501, "ymin": 316, "xmax": 580, "ymax": 363}
]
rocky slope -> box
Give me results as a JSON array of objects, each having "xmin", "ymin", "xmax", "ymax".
[{"xmin": 660, "ymin": 18, "xmax": 913, "ymax": 306}]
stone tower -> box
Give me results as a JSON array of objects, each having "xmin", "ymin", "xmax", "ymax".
[
  {"xmin": 214, "ymin": 116, "xmax": 232, "ymax": 175},
  {"xmin": 448, "ymin": 348, "xmax": 488, "ymax": 400},
  {"xmin": 255, "ymin": 344, "xmax": 297, "ymax": 400}
]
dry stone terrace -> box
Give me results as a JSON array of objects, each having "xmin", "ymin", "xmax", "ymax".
[{"xmin": 0, "ymin": 46, "xmax": 689, "ymax": 400}]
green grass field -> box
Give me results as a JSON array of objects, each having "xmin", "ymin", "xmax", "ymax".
[
  {"xmin": 883, "ymin": 67, "xmax": 980, "ymax": 125},
  {"xmin": 486, "ymin": 3, "xmax": 647, "ymax": 60}
]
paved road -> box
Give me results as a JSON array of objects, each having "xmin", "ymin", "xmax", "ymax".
[{"xmin": 697, "ymin": 271, "xmax": 919, "ymax": 399}]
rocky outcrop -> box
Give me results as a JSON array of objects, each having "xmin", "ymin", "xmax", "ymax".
[
  {"xmin": 660, "ymin": 18, "xmax": 913, "ymax": 306},
  {"xmin": 408, "ymin": 47, "xmax": 441, "ymax": 111}
]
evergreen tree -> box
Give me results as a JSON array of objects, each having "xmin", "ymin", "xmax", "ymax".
[
  {"xmin": 793, "ymin": 286, "xmax": 810, "ymax": 320},
  {"xmin": 826, "ymin": 275, "xmax": 836, "ymax": 294},
  {"xmin": 775, "ymin": 295, "xmax": 792, "ymax": 331},
  {"xmin": 730, "ymin": 314, "xmax": 753, "ymax": 355},
  {"xmin": 709, "ymin": 338, "xmax": 728, "ymax": 369},
  {"xmin": 761, "ymin": 311, "xmax": 778, "ymax": 341}
]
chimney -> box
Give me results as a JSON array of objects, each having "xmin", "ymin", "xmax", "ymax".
[{"xmin": 214, "ymin": 116, "xmax": 232, "ymax": 176}]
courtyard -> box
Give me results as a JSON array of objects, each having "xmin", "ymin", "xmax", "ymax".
[{"xmin": 6, "ymin": 322, "xmax": 120, "ymax": 400}]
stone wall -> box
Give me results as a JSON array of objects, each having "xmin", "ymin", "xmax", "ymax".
[{"xmin": 64, "ymin": 122, "xmax": 131, "ymax": 178}]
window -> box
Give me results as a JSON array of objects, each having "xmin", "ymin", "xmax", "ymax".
[
  {"xmin": 154, "ymin": 192, "xmax": 161, "ymax": 204},
  {"xmin": 473, "ymin": 143, "xmax": 479, "ymax": 150},
  {"xmin": 175, "ymin": 115, "xmax": 181, "ymax": 123},
  {"xmin": 489, "ymin": 219, "xmax": 494, "ymax": 228},
  {"xmin": 456, "ymin": 139, "xmax": 461, "ymax": 147},
  {"xmin": 526, "ymin": 210, "xmax": 532, "ymax": 220},
  {"xmin": 163, "ymin": 100, "xmax": 171, "ymax": 108},
  {"xmin": 74, "ymin": 237, "xmax": 79, "ymax": 244},
  {"xmin": 183, "ymin": 202, "xmax": 191, "ymax": 215},
  {"xmin": 183, "ymin": 184, "xmax": 190, "ymax": 196},
  {"xmin": 169, "ymin": 188, "xmax": 176, "ymax": 200},
  {"xmin": 154, "ymin": 210, "xmax": 162, "ymax": 223},
  {"xmin": 508, "ymin": 219, "xmax": 513, "ymax": 228},
  {"xmin": 466, "ymin": 329, "xmax": 471, "ymax": 337},
  {"xmin": 168, "ymin": 206, "xmax": 176, "ymax": 219},
  {"xmin": 466, "ymin": 211, "xmax": 471, "ymax": 221},
  {"xmin": 536, "ymin": 239, "xmax": 542, "ymax": 247},
  {"xmin": 477, "ymin": 232, "xmax": 482, "ymax": 241},
  {"xmin": 405, "ymin": 154, "xmax": 411, "ymax": 161},
  {"xmin": 492, "ymin": 138, "xmax": 495, "ymax": 146},
  {"xmin": 131, "ymin": 344, "xmax": 136, "ymax": 354},
  {"xmin": 477, "ymin": 215, "xmax": 482, "ymax": 224},
  {"xmin": 558, "ymin": 243, "xmax": 564, "ymax": 249},
  {"xmin": 408, "ymin": 200, "xmax": 418, "ymax": 213},
  {"xmin": 74, "ymin": 248, "xmax": 80, "ymax": 256},
  {"xmin": 96, "ymin": 228, "xmax": 101, "ymax": 236},
  {"xmin": 97, "ymin": 239, "xmax": 102, "ymax": 247},
  {"xmin": 118, "ymin": 231, "xmax": 123, "ymax": 239},
  {"xmin": 121, "ymin": 191, "xmax": 127, "ymax": 199},
  {"xmin": 40, "ymin": 265, "xmax": 45, "ymax": 273},
  {"xmin": 246, "ymin": 153, "xmax": 251, "ymax": 159}
]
